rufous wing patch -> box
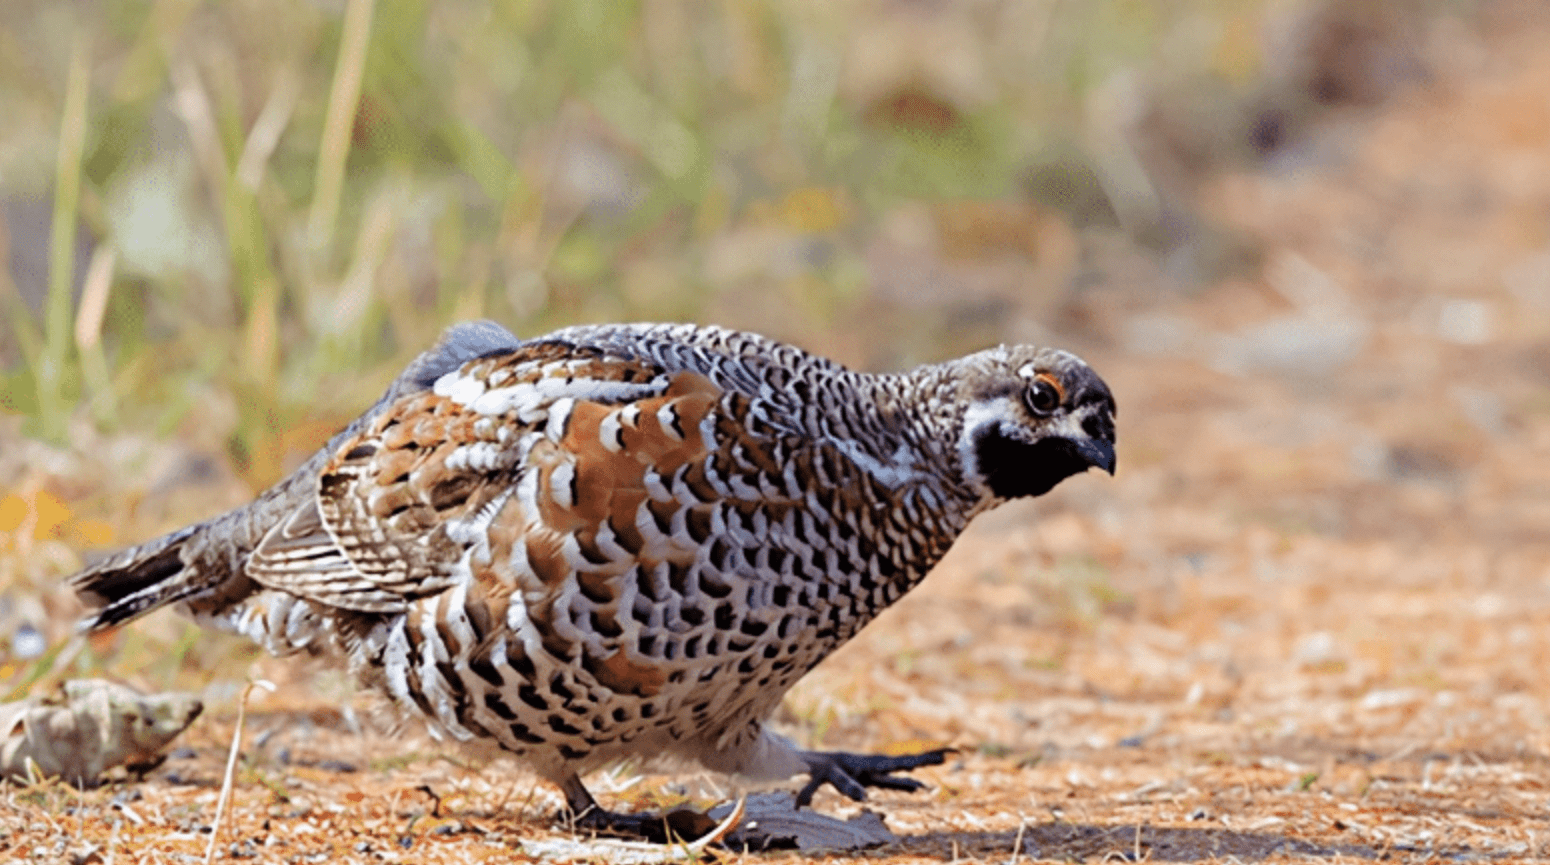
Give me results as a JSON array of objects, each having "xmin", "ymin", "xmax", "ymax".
[
  {"xmin": 495, "ymin": 370, "xmax": 727, "ymax": 676},
  {"xmin": 588, "ymin": 648, "xmax": 666, "ymax": 697},
  {"xmin": 536, "ymin": 370, "xmax": 723, "ymax": 558},
  {"xmin": 523, "ymin": 525, "xmax": 571, "ymax": 588}
]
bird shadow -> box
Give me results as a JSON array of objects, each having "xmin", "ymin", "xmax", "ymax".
[{"xmin": 887, "ymin": 822, "xmax": 1387, "ymax": 862}]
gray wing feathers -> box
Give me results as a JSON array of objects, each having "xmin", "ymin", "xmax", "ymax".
[
  {"xmin": 273, "ymin": 321, "xmax": 522, "ymax": 505},
  {"xmin": 246, "ymin": 502, "xmax": 409, "ymax": 613},
  {"xmin": 72, "ymin": 321, "xmax": 522, "ymax": 628},
  {"xmin": 248, "ymin": 497, "xmax": 459, "ymax": 614},
  {"xmin": 240, "ymin": 322, "xmax": 519, "ymax": 613},
  {"xmin": 392, "ymin": 320, "xmax": 521, "ymax": 396}
]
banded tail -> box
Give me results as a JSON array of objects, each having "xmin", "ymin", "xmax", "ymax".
[{"xmin": 71, "ymin": 525, "xmax": 208, "ymax": 630}]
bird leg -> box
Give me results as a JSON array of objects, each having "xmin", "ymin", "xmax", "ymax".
[
  {"xmin": 795, "ymin": 747, "xmax": 952, "ymax": 808},
  {"xmin": 558, "ymin": 773, "xmax": 666, "ymax": 841},
  {"xmin": 557, "ymin": 773, "xmax": 716, "ymax": 843}
]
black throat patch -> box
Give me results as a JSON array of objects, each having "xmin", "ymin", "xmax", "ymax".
[{"xmin": 974, "ymin": 428, "xmax": 1098, "ymax": 500}]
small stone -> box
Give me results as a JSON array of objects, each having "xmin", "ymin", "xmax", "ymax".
[{"xmin": 12, "ymin": 623, "xmax": 45, "ymax": 660}]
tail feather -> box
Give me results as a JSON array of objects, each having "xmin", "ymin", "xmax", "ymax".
[{"xmin": 71, "ymin": 525, "xmax": 207, "ymax": 631}]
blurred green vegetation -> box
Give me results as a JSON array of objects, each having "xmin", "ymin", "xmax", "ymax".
[{"xmin": 0, "ymin": 0, "xmax": 1284, "ymax": 482}]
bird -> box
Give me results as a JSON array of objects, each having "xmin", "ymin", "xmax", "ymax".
[{"xmin": 70, "ymin": 320, "xmax": 1116, "ymax": 839}]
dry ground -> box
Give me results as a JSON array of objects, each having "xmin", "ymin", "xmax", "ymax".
[{"xmin": 7, "ymin": 4, "xmax": 1550, "ymax": 863}]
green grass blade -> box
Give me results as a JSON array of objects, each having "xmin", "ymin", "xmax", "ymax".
[{"xmin": 39, "ymin": 37, "xmax": 92, "ymax": 440}]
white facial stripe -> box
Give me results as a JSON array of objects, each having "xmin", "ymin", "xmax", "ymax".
[
  {"xmin": 957, "ymin": 396, "xmax": 1017, "ymax": 488},
  {"xmin": 958, "ymin": 395, "xmax": 1109, "ymax": 493}
]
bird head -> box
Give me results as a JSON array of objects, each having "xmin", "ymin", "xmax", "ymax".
[{"xmin": 954, "ymin": 346, "xmax": 1116, "ymax": 502}]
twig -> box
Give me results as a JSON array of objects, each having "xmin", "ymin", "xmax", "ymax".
[
  {"xmin": 204, "ymin": 678, "xmax": 275, "ymax": 865},
  {"xmin": 105, "ymin": 816, "xmax": 120, "ymax": 865},
  {"xmin": 669, "ymin": 795, "xmax": 745, "ymax": 860}
]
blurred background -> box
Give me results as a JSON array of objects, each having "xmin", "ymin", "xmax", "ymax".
[{"xmin": 3, "ymin": 0, "xmax": 1549, "ymax": 817}]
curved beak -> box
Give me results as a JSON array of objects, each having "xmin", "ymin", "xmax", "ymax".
[{"xmin": 1074, "ymin": 438, "xmax": 1116, "ymax": 475}]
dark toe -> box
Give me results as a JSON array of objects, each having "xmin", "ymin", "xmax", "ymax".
[
  {"xmin": 796, "ymin": 747, "xmax": 952, "ymax": 808},
  {"xmin": 837, "ymin": 748, "xmax": 952, "ymax": 775},
  {"xmin": 858, "ymin": 773, "xmax": 926, "ymax": 793},
  {"xmin": 796, "ymin": 764, "xmax": 866, "ymax": 808}
]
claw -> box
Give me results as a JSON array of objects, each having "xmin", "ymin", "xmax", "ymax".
[{"xmin": 795, "ymin": 747, "xmax": 952, "ymax": 808}]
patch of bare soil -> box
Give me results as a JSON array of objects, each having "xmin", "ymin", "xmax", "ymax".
[{"xmin": 7, "ymin": 4, "xmax": 1550, "ymax": 863}]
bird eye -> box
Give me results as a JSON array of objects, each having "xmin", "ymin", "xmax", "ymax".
[{"xmin": 1024, "ymin": 378, "xmax": 1061, "ymax": 417}]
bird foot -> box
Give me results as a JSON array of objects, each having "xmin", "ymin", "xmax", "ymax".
[
  {"xmin": 561, "ymin": 804, "xmax": 720, "ymax": 844},
  {"xmin": 795, "ymin": 747, "xmax": 953, "ymax": 808}
]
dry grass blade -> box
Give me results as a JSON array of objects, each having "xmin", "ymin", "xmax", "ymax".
[
  {"xmin": 307, "ymin": 0, "xmax": 377, "ymax": 247},
  {"xmin": 236, "ymin": 65, "xmax": 302, "ymax": 193},
  {"xmin": 72, "ymin": 246, "xmax": 115, "ymax": 353},
  {"xmin": 75, "ymin": 244, "xmax": 118, "ymax": 423},
  {"xmin": 167, "ymin": 56, "xmax": 230, "ymax": 229},
  {"xmin": 204, "ymin": 678, "xmax": 275, "ymax": 865}
]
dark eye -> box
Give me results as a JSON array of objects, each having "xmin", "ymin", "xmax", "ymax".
[{"xmin": 1024, "ymin": 378, "xmax": 1061, "ymax": 416}]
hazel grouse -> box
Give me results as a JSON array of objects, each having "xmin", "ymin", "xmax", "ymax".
[{"xmin": 71, "ymin": 321, "xmax": 1116, "ymax": 836}]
